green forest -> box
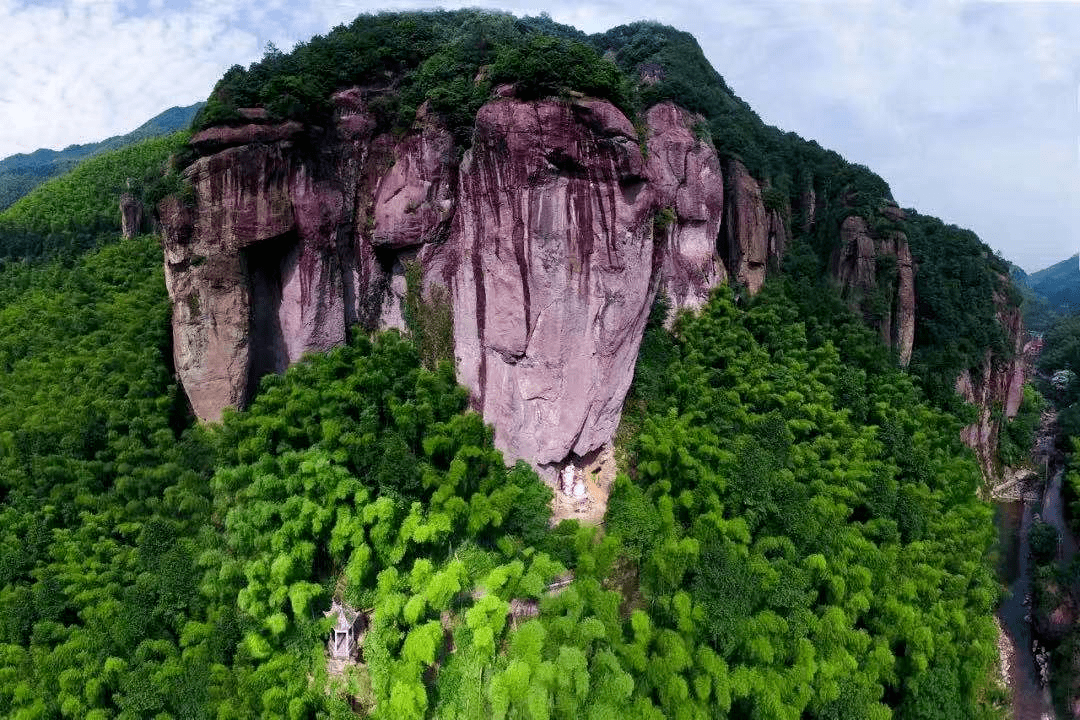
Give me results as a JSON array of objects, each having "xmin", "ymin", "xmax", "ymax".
[
  {"xmin": 0, "ymin": 103, "xmax": 203, "ymax": 214},
  {"xmin": 0, "ymin": 233, "xmax": 1007, "ymax": 718},
  {"xmin": 0, "ymin": 8, "xmax": 1055, "ymax": 720}
]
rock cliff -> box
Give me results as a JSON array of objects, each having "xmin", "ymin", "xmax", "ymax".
[
  {"xmin": 829, "ymin": 203, "xmax": 915, "ymax": 365},
  {"xmin": 120, "ymin": 192, "xmax": 143, "ymax": 239},
  {"xmin": 160, "ymin": 90, "xmax": 1023, "ymax": 480},
  {"xmin": 161, "ymin": 95, "xmax": 749, "ymax": 470},
  {"xmin": 956, "ymin": 277, "xmax": 1031, "ymax": 484},
  {"xmin": 719, "ymin": 160, "xmax": 784, "ymax": 295}
]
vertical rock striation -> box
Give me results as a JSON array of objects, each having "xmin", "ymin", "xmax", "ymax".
[
  {"xmin": 160, "ymin": 100, "xmax": 457, "ymax": 421},
  {"xmin": 829, "ymin": 203, "xmax": 915, "ymax": 366},
  {"xmin": 956, "ymin": 277, "xmax": 1029, "ymax": 484},
  {"xmin": 646, "ymin": 103, "xmax": 726, "ymax": 320},
  {"xmin": 162, "ymin": 90, "xmax": 1005, "ymax": 477},
  {"xmin": 721, "ymin": 160, "xmax": 771, "ymax": 294},
  {"xmin": 160, "ymin": 95, "xmax": 766, "ymax": 468},
  {"xmin": 432, "ymin": 99, "xmax": 726, "ymax": 465}
]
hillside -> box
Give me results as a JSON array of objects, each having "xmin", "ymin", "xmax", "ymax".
[
  {"xmin": 0, "ymin": 102, "xmax": 203, "ymax": 212},
  {"xmin": 0, "ymin": 10, "xmax": 1032, "ymax": 720},
  {"xmin": 0, "ymin": 132, "xmax": 189, "ymax": 259},
  {"xmin": 1028, "ymin": 254, "xmax": 1080, "ymax": 315},
  {"xmin": 1010, "ymin": 264, "xmax": 1059, "ymax": 334}
]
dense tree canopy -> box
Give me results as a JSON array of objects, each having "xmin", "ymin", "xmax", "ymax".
[
  {"xmin": 0, "ymin": 10, "xmax": 1027, "ymax": 720},
  {"xmin": 0, "ymin": 133, "xmax": 189, "ymax": 259},
  {"xmin": 1038, "ymin": 312, "xmax": 1080, "ymax": 443},
  {"xmin": 0, "ymin": 249, "xmax": 1009, "ymax": 718}
]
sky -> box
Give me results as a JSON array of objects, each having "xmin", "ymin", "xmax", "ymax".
[{"xmin": 1, "ymin": 0, "xmax": 1078, "ymax": 272}]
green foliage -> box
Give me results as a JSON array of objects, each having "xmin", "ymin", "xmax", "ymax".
[
  {"xmin": 0, "ymin": 236, "xmax": 1004, "ymax": 718},
  {"xmin": 612, "ymin": 285, "xmax": 1003, "ymax": 720},
  {"xmin": 903, "ymin": 212, "xmax": 1011, "ymax": 409},
  {"xmin": 489, "ymin": 35, "xmax": 629, "ymax": 110},
  {"xmin": 1023, "ymin": 254, "xmax": 1080, "ymax": 317},
  {"xmin": 1029, "ymin": 520, "xmax": 1060, "ymax": 566},
  {"xmin": 0, "ymin": 103, "xmax": 202, "ymax": 212},
  {"xmin": 1039, "ymin": 312, "xmax": 1080, "ymax": 404},
  {"xmin": 0, "ymin": 11, "xmax": 1019, "ymax": 720},
  {"xmin": 1061, "ymin": 444, "xmax": 1080, "ymax": 539},
  {"xmin": 1038, "ymin": 310, "xmax": 1080, "ymax": 453},
  {"xmin": 998, "ymin": 385, "xmax": 1044, "ymax": 467},
  {"xmin": 193, "ymin": 10, "xmax": 626, "ymax": 145},
  {"xmin": 1010, "ymin": 263, "xmax": 1061, "ymax": 334},
  {"xmin": 0, "ymin": 234, "xmax": 214, "ymax": 719},
  {"xmin": 403, "ymin": 260, "xmax": 455, "ymax": 370},
  {"xmin": 761, "ymin": 185, "xmax": 787, "ymax": 213},
  {"xmin": 0, "ymin": 133, "xmax": 189, "ymax": 259},
  {"xmin": 652, "ymin": 207, "xmax": 676, "ymax": 236}
]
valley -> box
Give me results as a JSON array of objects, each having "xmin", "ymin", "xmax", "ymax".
[{"xmin": 0, "ymin": 9, "xmax": 1076, "ymax": 720}]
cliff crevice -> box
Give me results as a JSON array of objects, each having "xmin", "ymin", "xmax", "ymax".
[
  {"xmin": 163, "ymin": 92, "xmax": 1004, "ymax": 475},
  {"xmin": 162, "ymin": 95, "xmax": 750, "ymax": 469}
]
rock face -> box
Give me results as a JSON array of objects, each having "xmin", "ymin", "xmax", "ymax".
[
  {"xmin": 162, "ymin": 95, "xmax": 739, "ymax": 468},
  {"xmin": 956, "ymin": 278, "xmax": 1029, "ymax": 484},
  {"xmin": 829, "ymin": 204, "xmax": 915, "ymax": 365},
  {"xmin": 643, "ymin": 103, "xmax": 726, "ymax": 322},
  {"xmin": 430, "ymin": 100, "xmax": 725, "ymax": 465},
  {"xmin": 721, "ymin": 160, "xmax": 771, "ymax": 294},
  {"xmin": 160, "ymin": 89, "xmax": 1019, "ymax": 479},
  {"xmin": 120, "ymin": 192, "xmax": 143, "ymax": 239}
]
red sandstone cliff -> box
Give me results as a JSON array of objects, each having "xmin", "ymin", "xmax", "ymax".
[
  {"xmin": 160, "ymin": 94, "xmax": 767, "ymax": 470},
  {"xmin": 956, "ymin": 275, "xmax": 1031, "ymax": 484},
  {"xmin": 829, "ymin": 203, "xmax": 915, "ymax": 366},
  {"xmin": 160, "ymin": 89, "xmax": 1031, "ymax": 483},
  {"xmin": 159, "ymin": 92, "xmax": 1027, "ymax": 480}
]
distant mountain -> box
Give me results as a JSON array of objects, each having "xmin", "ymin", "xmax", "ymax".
[
  {"xmin": 1010, "ymin": 254, "xmax": 1079, "ymax": 332},
  {"xmin": 1027, "ymin": 254, "xmax": 1080, "ymax": 314},
  {"xmin": 1010, "ymin": 264, "xmax": 1055, "ymax": 333},
  {"xmin": 1029, "ymin": 254, "xmax": 1080, "ymax": 302},
  {"xmin": 0, "ymin": 102, "xmax": 203, "ymax": 210}
]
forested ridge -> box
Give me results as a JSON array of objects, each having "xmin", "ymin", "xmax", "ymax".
[
  {"xmin": 0, "ymin": 103, "xmax": 203, "ymax": 214},
  {"xmin": 0, "ymin": 9, "xmax": 1035, "ymax": 720}
]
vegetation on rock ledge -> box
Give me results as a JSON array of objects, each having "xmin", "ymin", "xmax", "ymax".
[{"xmin": 0, "ymin": 9, "xmax": 1030, "ymax": 720}]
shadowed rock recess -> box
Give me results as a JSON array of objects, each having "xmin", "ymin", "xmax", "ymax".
[{"xmin": 161, "ymin": 93, "xmax": 918, "ymax": 471}]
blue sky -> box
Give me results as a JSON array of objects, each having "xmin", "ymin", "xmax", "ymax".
[{"xmin": 1, "ymin": 0, "xmax": 1078, "ymax": 272}]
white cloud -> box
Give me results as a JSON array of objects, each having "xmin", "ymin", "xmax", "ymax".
[{"xmin": 1, "ymin": 0, "xmax": 1078, "ymax": 269}]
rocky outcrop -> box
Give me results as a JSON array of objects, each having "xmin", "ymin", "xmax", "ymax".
[
  {"xmin": 956, "ymin": 278, "xmax": 1029, "ymax": 484},
  {"xmin": 645, "ymin": 103, "xmax": 726, "ymax": 321},
  {"xmin": 120, "ymin": 192, "xmax": 143, "ymax": 238},
  {"xmin": 188, "ymin": 121, "xmax": 305, "ymax": 154},
  {"xmin": 162, "ymin": 95, "xmax": 741, "ymax": 468},
  {"xmin": 160, "ymin": 139, "xmax": 346, "ymax": 420},
  {"xmin": 720, "ymin": 160, "xmax": 771, "ymax": 294},
  {"xmin": 428, "ymin": 100, "xmax": 726, "ymax": 465},
  {"xmin": 829, "ymin": 205, "xmax": 915, "ymax": 365},
  {"xmin": 436, "ymin": 99, "xmax": 653, "ymax": 465}
]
